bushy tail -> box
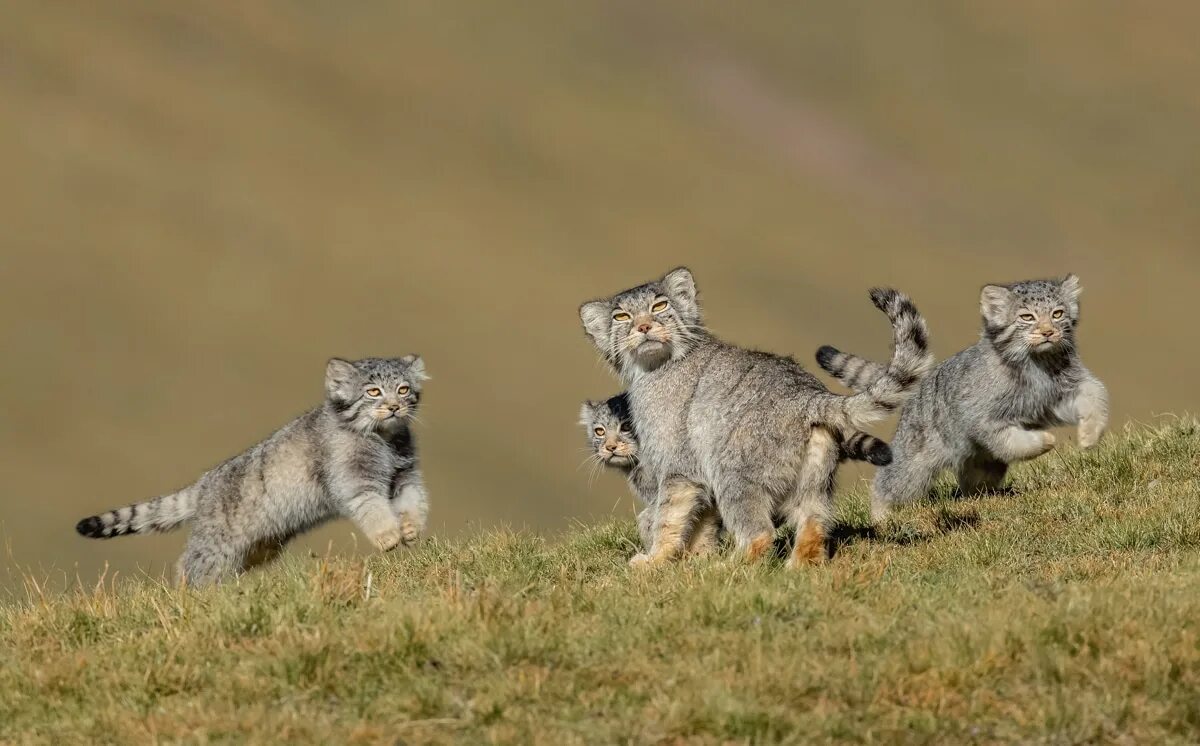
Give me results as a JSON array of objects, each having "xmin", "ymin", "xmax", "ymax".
[
  {"xmin": 811, "ymin": 288, "xmax": 934, "ymax": 432},
  {"xmin": 816, "ymin": 347, "xmax": 888, "ymax": 392},
  {"xmin": 816, "ymin": 288, "xmax": 932, "ymax": 393},
  {"xmin": 840, "ymin": 431, "xmax": 893, "ymax": 466},
  {"xmin": 75, "ymin": 488, "xmax": 197, "ymax": 539}
]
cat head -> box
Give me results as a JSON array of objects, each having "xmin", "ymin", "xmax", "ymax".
[
  {"xmin": 324, "ymin": 355, "xmax": 427, "ymax": 435},
  {"xmin": 579, "ymin": 394, "xmax": 639, "ymax": 469},
  {"xmin": 578, "ymin": 267, "xmax": 703, "ymax": 376},
  {"xmin": 979, "ymin": 275, "xmax": 1082, "ymax": 360}
]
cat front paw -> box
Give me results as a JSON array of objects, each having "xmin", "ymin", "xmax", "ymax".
[
  {"xmin": 398, "ymin": 515, "xmax": 421, "ymax": 546},
  {"xmin": 628, "ymin": 552, "xmax": 652, "ymax": 567},
  {"xmin": 369, "ymin": 526, "xmax": 404, "ymax": 553},
  {"xmin": 1037, "ymin": 431, "xmax": 1057, "ymax": 456},
  {"xmin": 1078, "ymin": 420, "xmax": 1105, "ymax": 449}
]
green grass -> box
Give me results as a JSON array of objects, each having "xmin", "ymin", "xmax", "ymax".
[{"xmin": 3, "ymin": 422, "xmax": 1199, "ymax": 744}]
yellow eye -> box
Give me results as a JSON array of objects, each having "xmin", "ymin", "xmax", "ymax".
[
  {"xmin": 1052, "ymin": 310, "xmax": 1064, "ymax": 319},
  {"xmin": 594, "ymin": 427, "xmax": 606, "ymax": 437},
  {"xmin": 651, "ymin": 300, "xmax": 668, "ymax": 313},
  {"xmin": 1019, "ymin": 314, "xmax": 1035, "ymax": 322},
  {"xmin": 366, "ymin": 388, "xmax": 382, "ymax": 397},
  {"xmin": 398, "ymin": 385, "xmax": 411, "ymax": 395},
  {"xmin": 613, "ymin": 312, "xmax": 631, "ymax": 322}
]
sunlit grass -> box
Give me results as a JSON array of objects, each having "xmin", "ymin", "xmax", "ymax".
[{"xmin": 2, "ymin": 422, "xmax": 1199, "ymax": 744}]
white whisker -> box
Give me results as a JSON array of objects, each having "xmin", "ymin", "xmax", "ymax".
[{"xmin": 576, "ymin": 453, "xmax": 602, "ymax": 473}]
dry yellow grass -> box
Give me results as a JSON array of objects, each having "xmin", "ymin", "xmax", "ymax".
[{"xmin": 3, "ymin": 422, "xmax": 1198, "ymax": 744}]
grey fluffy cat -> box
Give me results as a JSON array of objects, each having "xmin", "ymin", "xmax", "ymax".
[
  {"xmin": 580, "ymin": 394, "xmax": 895, "ymax": 559},
  {"xmin": 817, "ymin": 275, "xmax": 1108, "ymax": 521},
  {"xmin": 580, "ymin": 394, "xmax": 719, "ymax": 558},
  {"xmin": 75, "ymin": 356, "xmax": 430, "ymax": 586},
  {"xmin": 579, "ymin": 268, "xmax": 932, "ymax": 567}
]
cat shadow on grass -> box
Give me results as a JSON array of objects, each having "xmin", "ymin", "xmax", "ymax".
[{"xmin": 821, "ymin": 501, "xmax": 983, "ymax": 560}]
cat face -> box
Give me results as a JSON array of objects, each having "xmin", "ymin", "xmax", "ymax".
[
  {"xmin": 579, "ymin": 267, "xmax": 702, "ymax": 374},
  {"xmin": 980, "ymin": 275, "xmax": 1081, "ymax": 358},
  {"xmin": 325, "ymin": 355, "xmax": 427, "ymax": 434},
  {"xmin": 579, "ymin": 396, "xmax": 639, "ymax": 469}
]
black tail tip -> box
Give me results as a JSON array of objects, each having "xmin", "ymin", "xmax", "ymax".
[
  {"xmin": 75, "ymin": 517, "xmax": 105, "ymax": 538},
  {"xmin": 866, "ymin": 443, "xmax": 893, "ymax": 466},
  {"xmin": 815, "ymin": 345, "xmax": 840, "ymax": 370},
  {"xmin": 869, "ymin": 287, "xmax": 899, "ymax": 312}
]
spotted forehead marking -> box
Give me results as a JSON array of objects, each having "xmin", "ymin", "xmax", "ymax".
[
  {"xmin": 1007, "ymin": 279, "xmax": 1068, "ymax": 307},
  {"xmin": 353, "ymin": 358, "xmax": 419, "ymax": 384}
]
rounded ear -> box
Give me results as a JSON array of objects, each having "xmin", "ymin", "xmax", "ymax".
[
  {"xmin": 662, "ymin": 266, "xmax": 697, "ymax": 305},
  {"xmin": 1060, "ymin": 274, "xmax": 1082, "ymax": 303},
  {"xmin": 325, "ymin": 358, "xmax": 359, "ymax": 397},
  {"xmin": 579, "ymin": 402, "xmax": 597, "ymax": 426},
  {"xmin": 979, "ymin": 285, "xmax": 1012, "ymax": 325},
  {"xmin": 579, "ymin": 301, "xmax": 612, "ymax": 344},
  {"xmin": 403, "ymin": 355, "xmax": 429, "ymax": 382}
]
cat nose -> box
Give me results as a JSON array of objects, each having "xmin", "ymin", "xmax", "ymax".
[
  {"xmin": 636, "ymin": 323, "xmax": 652, "ymax": 334},
  {"xmin": 387, "ymin": 403, "xmax": 401, "ymax": 411},
  {"xmin": 605, "ymin": 443, "xmax": 618, "ymax": 452}
]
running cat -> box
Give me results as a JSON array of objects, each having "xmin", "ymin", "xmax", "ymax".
[
  {"xmin": 75, "ymin": 356, "xmax": 430, "ymax": 586},
  {"xmin": 817, "ymin": 275, "xmax": 1108, "ymax": 520}
]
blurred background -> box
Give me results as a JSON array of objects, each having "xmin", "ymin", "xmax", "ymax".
[{"xmin": 2, "ymin": 1, "xmax": 1198, "ymax": 587}]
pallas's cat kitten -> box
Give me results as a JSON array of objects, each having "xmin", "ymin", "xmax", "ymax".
[
  {"xmin": 580, "ymin": 394, "xmax": 717, "ymax": 557},
  {"xmin": 818, "ymin": 275, "xmax": 1108, "ymax": 520},
  {"xmin": 76, "ymin": 356, "xmax": 430, "ymax": 586}
]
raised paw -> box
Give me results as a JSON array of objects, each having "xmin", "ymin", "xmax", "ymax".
[
  {"xmin": 1037, "ymin": 431, "xmax": 1057, "ymax": 456},
  {"xmin": 369, "ymin": 526, "xmax": 404, "ymax": 553},
  {"xmin": 1078, "ymin": 420, "xmax": 1105, "ymax": 449}
]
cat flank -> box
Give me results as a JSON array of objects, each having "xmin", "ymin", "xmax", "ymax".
[
  {"xmin": 580, "ymin": 395, "xmax": 894, "ymax": 559},
  {"xmin": 817, "ymin": 275, "xmax": 1109, "ymax": 521},
  {"xmin": 75, "ymin": 356, "xmax": 430, "ymax": 586},
  {"xmin": 579, "ymin": 268, "xmax": 933, "ymax": 568}
]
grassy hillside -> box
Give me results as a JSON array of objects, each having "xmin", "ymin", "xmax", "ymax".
[
  {"xmin": 2, "ymin": 1, "xmax": 1200, "ymax": 583},
  {"xmin": 3, "ymin": 423, "xmax": 1198, "ymax": 744}
]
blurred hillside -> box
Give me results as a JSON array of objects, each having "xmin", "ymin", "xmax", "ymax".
[{"xmin": 2, "ymin": 0, "xmax": 1198, "ymax": 584}]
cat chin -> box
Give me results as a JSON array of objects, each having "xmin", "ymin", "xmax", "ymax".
[
  {"xmin": 1028, "ymin": 340, "xmax": 1062, "ymax": 354},
  {"xmin": 630, "ymin": 340, "xmax": 671, "ymax": 371},
  {"xmin": 372, "ymin": 416, "xmax": 409, "ymax": 434}
]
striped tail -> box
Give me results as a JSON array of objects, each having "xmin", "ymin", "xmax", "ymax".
[
  {"xmin": 75, "ymin": 488, "xmax": 197, "ymax": 539},
  {"xmin": 816, "ymin": 347, "xmax": 888, "ymax": 392},
  {"xmin": 812, "ymin": 287, "xmax": 934, "ymax": 432},
  {"xmin": 816, "ymin": 287, "xmax": 932, "ymax": 393},
  {"xmin": 840, "ymin": 431, "xmax": 893, "ymax": 466}
]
